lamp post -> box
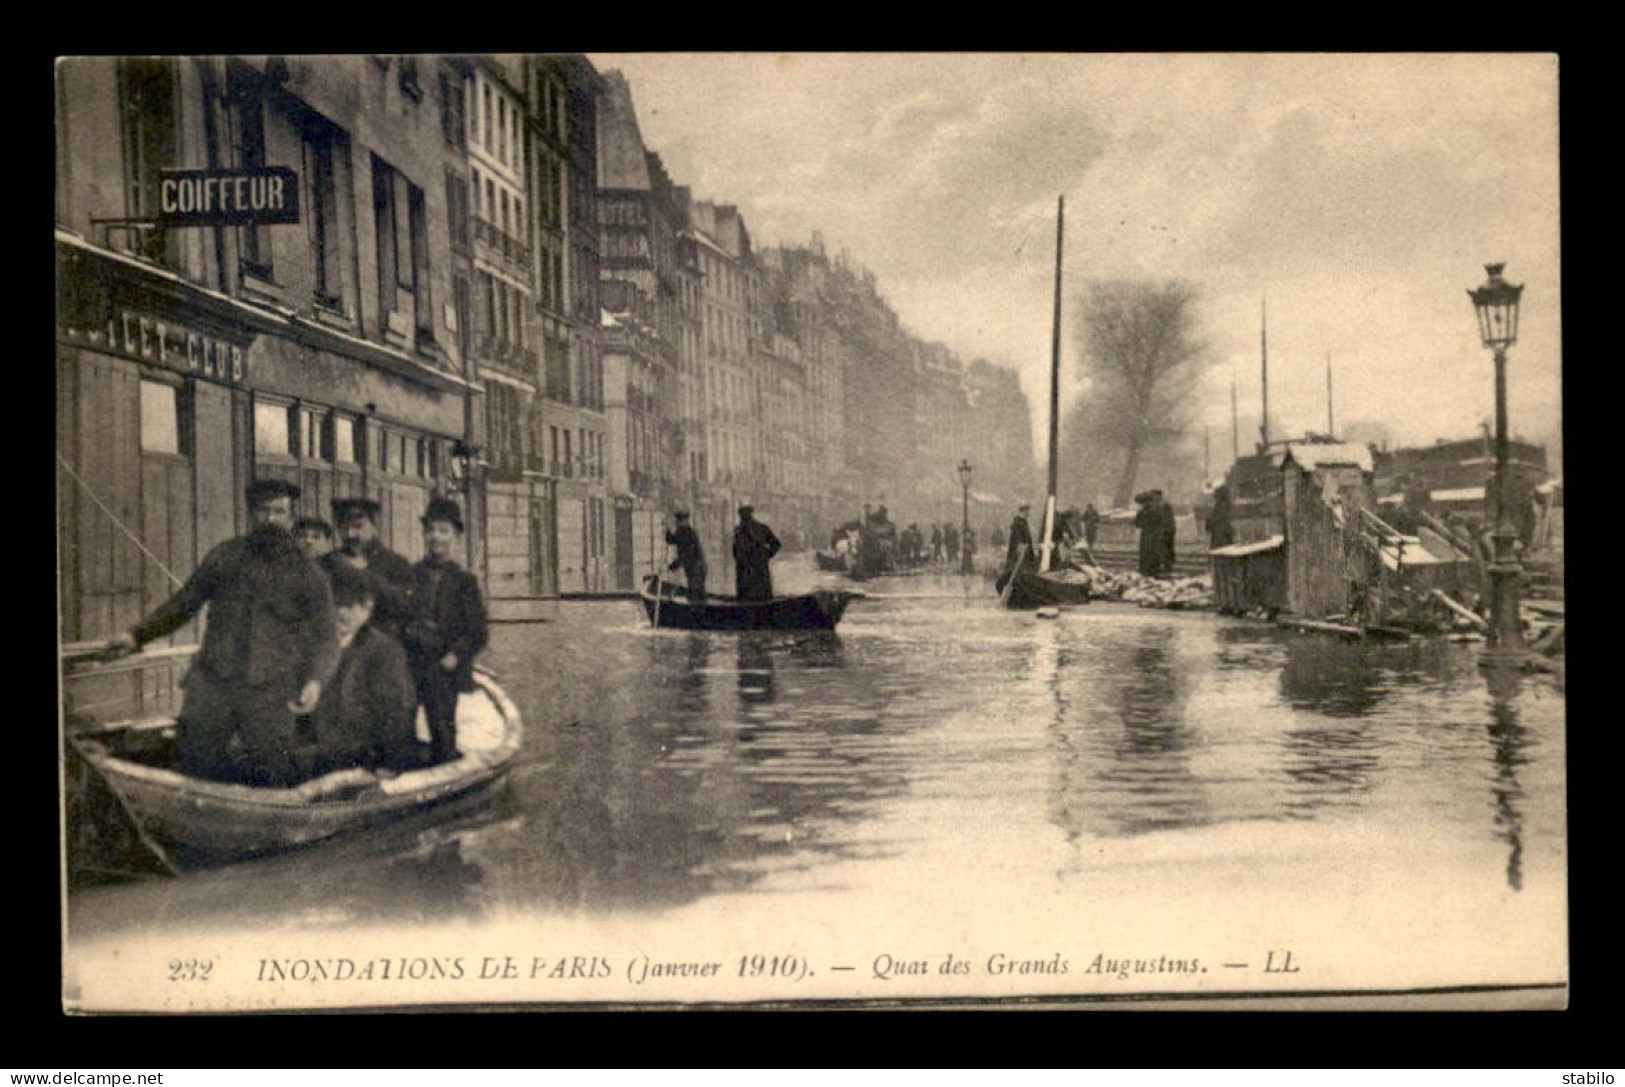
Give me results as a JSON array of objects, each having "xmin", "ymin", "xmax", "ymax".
[
  {"xmin": 957, "ymin": 459, "xmax": 973, "ymax": 575},
  {"xmin": 1467, "ymin": 262, "xmax": 1527, "ymax": 667}
]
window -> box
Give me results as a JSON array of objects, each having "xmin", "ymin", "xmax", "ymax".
[
  {"xmin": 550, "ymin": 426, "xmax": 559, "ymax": 474},
  {"xmin": 254, "ymin": 401, "xmax": 292, "ymax": 456},
  {"xmin": 482, "ymin": 84, "xmax": 492, "ymax": 153},
  {"xmin": 373, "ymin": 157, "xmax": 428, "ymax": 338},
  {"xmin": 446, "ymin": 169, "xmax": 471, "ymax": 254},
  {"xmin": 333, "ymin": 415, "xmax": 357, "ymax": 464},
  {"xmin": 497, "ymin": 96, "xmax": 507, "ymax": 163},
  {"xmin": 117, "ymin": 57, "xmax": 178, "ymax": 266},
  {"xmin": 562, "ymin": 429, "xmax": 572, "ymax": 477},
  {"xmin": 295, "ymin": 406, "xmax": 323, "ymax": 459},
  {"xmin": 306, "ymin": 123, "xmax": 346, "ymax": 307},
  {"xmin": 139, "ymin": 380, "xmax": 182, "ymax": 455},
  {"xmin": 440, "ymin": 72, "xmax": 466, "ymax": 148},
  {"xmin": 232, "ymin": 77, "xmax": 271, "ymax": 277},
  {"xmin": 409, "ymin": 184, "xmax": 433, "ymax": 340}
]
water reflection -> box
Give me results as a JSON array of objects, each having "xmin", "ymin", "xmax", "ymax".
[
  {"xmin": 1485, "ymin": 664, "xmax": 1531, "ymax": 892},
  {"xmin": 1051, "ymin": 624, "xmax": 1209, "ymax": 839},
  {"xmin": 68, "ymin": 597, "xmax": 1564, "ymax": 936}
]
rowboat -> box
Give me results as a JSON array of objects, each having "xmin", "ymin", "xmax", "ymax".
[
  {"xmin": 69, "ymin": 669, "xmax": 522, "ymax": 866},
  {"xmin": 995, "ymin": 552, "xmax": 1093, "ymax": 609},
  {"xmin": 640, "ymin": 575, "xmax": 861, "ymax": 631}
]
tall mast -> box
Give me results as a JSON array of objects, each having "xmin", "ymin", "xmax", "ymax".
[
  {"xmin": 1048, "ymin": 195, "xmax": 1064, "ymax": 501},
  {"xmin": 1325, "ymin": 347, "xmax": 1335, "ymax": 436},
  {"xmin": 1039, "ymin": 195, "xmax": 1064, "ymax": 573},
  {"xmin": 1231, "ymin": 374, "xmax": 1239, "ymax": 460},
  {"xmin": 1259, "ymin": 295, "xmax": 1270, "ymax": 448}
]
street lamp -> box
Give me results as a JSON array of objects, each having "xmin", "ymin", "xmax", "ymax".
[
  {"xmin": 1467, "ymin": 262, "xmax": 1526, "ymax": 667},
  {"xmin": 956, "ymin": 459, "xmax": 973, "ymax": 575}
]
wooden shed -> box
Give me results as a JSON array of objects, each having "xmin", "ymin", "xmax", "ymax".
[{"xmin": 1209, "ymin": 535, "xmax": 1288, "ymax": 615}]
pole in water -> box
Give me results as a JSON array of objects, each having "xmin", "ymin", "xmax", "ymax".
[{"xmin": 1259, "ymin": 295, "xmax": 1270, "ymax": 448}]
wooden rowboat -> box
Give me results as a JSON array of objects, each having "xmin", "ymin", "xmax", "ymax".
[
  {"xmin": 995, "ymin": 552, "xmax": 1093, "ymax": 609},
  {"xmin": 69, "ymin": 670, "xmax": 523, "ymax": 865},
  {"xmin": 640, "ymin": 576, "xmax": 861, "ymax": 631}
]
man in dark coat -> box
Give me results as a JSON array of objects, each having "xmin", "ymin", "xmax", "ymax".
[
  {"xmin": 732, "ymin": 505, "xmax": 781, "ymax": 600},
  {"xmin": 403, "ymin": 497, "xmax": 489, "ymax": 765},
  {"xmin": 1134, "ymin": 491, "xmax": 1161, "ymax": 576},
  {"xmin": 321, "ymin": 497, "xmax": 416, "ymax": 639},
  {"xmin": 1206, "ymin": 486, "xmax": 1236, "ymax": 549},
  {"xmin": 1082, "ymin": 504, "xmax": 1101, "ymax": 549},
  {"xmin": 665, "ymin": 510, "xmax": 708, "ymax": 601},
  {"xmin": 112, "ymin": 479, "xmax": 337, "ymax": 786},
  {"xmin": 1003, "ymin": 503, "xmax": 1035, "ymax": 576},
  {"xmin": 304, "ymin": 564, "xmax": 425, "ymax": 776},
  {"xmin": 1153, "ymin": 490, "xmax": 1178, "ymax": 573},
  {"xmin": 943, "ymin": 522, "xmax": 959, "ymax": 564}
]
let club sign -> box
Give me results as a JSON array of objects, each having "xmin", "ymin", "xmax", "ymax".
[{"xmin": 156, "ymin": 167, "xmax": 300, "ymax": 227}]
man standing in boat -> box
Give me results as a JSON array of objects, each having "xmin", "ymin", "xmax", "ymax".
[
  {"xmin": 110, "ymin": 479, "xmax": 338, "ymax": 787},
  {"xmin": 665, "ymin": 510, "xmax": 708, "ymax": 601},
  {"xmin": 322, "ymin": 497, "xmax": 416, "ymax": 639},
  {"xmin": 733, "ymin": 505, "xmax": 782, "ymax": 601},
  {"xmin": 1003, "ymin": 503, "xmax": 1035, "ymax": 577},
  {"xmin": 403, "ymin": 497, "xmax": 488, "ymax": 766}
]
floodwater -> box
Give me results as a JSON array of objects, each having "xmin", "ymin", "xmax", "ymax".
[{"xmin": 65, "ymin": 559, "xmax": 1568, "ymax": 1003}]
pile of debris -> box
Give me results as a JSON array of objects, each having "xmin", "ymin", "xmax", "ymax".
[{"xmin": 1053, "ymin": 564, "xmax": 1214, "ymax": 609}]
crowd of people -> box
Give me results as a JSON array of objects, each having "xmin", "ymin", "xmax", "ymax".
[{"xmin": 112, "ymin": 479, "xmax": 488, "ymax": 789}]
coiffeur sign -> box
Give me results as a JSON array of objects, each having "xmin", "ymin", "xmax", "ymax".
[{"xmin": 156, "ymin": 167, "xmax": 300, "ymax": 227}]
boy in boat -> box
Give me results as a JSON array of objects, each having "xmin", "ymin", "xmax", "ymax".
[
  {"xmin": 302, "ymin": 564, "xmax": 425, "ymax": 777},
  {"xmin": 110, "ymin": 479, "xmax": 337, "ymax": 787},
  {"xmin": 322, "ymin": 497, "xmax": 416, "ymax": 639},
  {"xmin": 664, "ymin": 509, "xmax": 707, "ymax": 601},
  {"xmin": 402, "ymin": 497, "xmax": 488, "ymax": 765}
]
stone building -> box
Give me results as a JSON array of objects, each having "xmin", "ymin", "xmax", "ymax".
[{"xmin": 56, "ymin": 55, "xmax": 479, "ymax": 723}]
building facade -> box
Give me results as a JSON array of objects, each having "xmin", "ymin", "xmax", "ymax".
[{"xmin": 57, "ymin": 55, "xmax": 479, "ymax": 723}]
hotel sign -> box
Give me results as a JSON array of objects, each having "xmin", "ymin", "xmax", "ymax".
[{"xmin": 156, "ymin": 167, "xmax": 300, "ymax": 227}]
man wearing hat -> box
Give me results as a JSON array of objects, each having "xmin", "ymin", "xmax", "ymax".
[
  {"xmin": 1134, "ymin": 490, "xmax": 1174, "ymax": 577},
  {"xmin": 664, "ymin": 510, "xmax": 707, "ymax": 601},
  {"xmin": 732, "ymin": 505, "xmax": 781, "ymax": 601},
  {"xmin": 322, "ymin": 496, "xmax": 416, "ymax": 639},
  {"xmin": 111, "ymin": 479, "xmax": 338, "ymax": 787},
  {"xmin": 402, "ymin": 496, "xmax": 488, "ymax": 764},
  {"xmin": 1002, "ymin": 503, "xmax": 1035, "ymax": 581}
]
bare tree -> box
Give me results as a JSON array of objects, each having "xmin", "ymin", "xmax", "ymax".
[{"xmin": 1069, "ymin": 279, "xmax": 1208, "ymax": 507}]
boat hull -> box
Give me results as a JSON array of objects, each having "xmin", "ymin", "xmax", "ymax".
[
  {"xmin": 73, "ymin": 672, "xmax": 523, "ymax": 863},
  {"xmin": 997, "ymin": 567, "xmax": 1093, "ymax": 609},
  {"xmin": 641, "ymin": 577, "xmax": 858, "ymax": 630}
]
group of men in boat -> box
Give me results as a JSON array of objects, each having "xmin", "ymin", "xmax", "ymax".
[
  {"xmin": 110, "ymin": 478, "xmax": 488, "ymax": 789},
  {"xmin": 662, "ymin": 505, "xmax": 782, "ymax": 602}
]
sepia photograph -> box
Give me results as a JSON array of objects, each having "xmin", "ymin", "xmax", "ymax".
[{"xmin": 56, "ymin": 52, "xmax": 1565, "ymax": 1013}]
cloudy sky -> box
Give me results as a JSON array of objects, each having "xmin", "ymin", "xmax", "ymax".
[{"xmin": 589, "ymin": 52, "xmax": 1561, "ymax": 462}]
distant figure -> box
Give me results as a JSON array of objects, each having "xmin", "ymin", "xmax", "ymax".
[
  {"xmin": 990, "ymin": 524, "xmax": 1005, "ymax": 550},
  {"xmin": 1136, "ymin": 490, "xmax": 1176, "ymax": 576},
  {"xmin": 111, "ymin": 479, "xmax": 336, "ymax": 787},
  {"xmin": 665, "ymin": 510, "xmax": 708, "ymax": 601},
  {"xmin": 1206, "ymin": 486, "xmax": 1235, "ymax": 549},
  {"xmin": 930, "ymin": 524, "xmax": 944, "ymax": 564},
  {"xmin": 304, "ymin": 564, "xmax": 424, "ymax": 777},
  {"xmin": 1004, "ymin": 503, "xmax": 1035, "ymax": 576},
  {"xmin": 1134, "ymin": 492, "xmax": 1162, "ymax": 576},
  {"xmin": 293, "ymin": 517, "xmax": 334, "ymax": 562},
  {"xmin": 944, "ymin": 522, "xmax": 960, "ymax": 564},
  {"xmin": 733, "ymin": 505, "xmax": 782, "ymax": 600},
  {"xmin": 403, "ymin": 497, "xmax": 488, "ymax": 765},
  {"xmin": 962, "ymin": 527, "xmax": 977, "ymax": 567},
  {"xmin": 1081, "ymin": 504, "xmax": 1100, "ymax": 549}
]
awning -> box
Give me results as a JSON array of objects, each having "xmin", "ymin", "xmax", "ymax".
[
  {"xmin": 1431, "ymin": 486, "xmax": 1486, "ymax": 503},
  {"xmin": 1209, "ymin": 534, "xmax": 1285, "ymax": 557}
]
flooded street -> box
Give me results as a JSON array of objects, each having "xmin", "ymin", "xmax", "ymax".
[{"xmin": 67, "ymin": 560, "xmax": 1567, "ymax": 1006}]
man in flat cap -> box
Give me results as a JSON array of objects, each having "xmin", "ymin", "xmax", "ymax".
[
  {"xmin": 664, "ymin": 510, "xmax": 707, "ymax": 601},
  {"xmin": 402, "ymin": 496, "xmax": 487, "ymax": 764},
  {"xmin": 112, "ymin": 478, "xmax": 337, "ymax": 787},
  {"xmin": 732, "ymin": 505, "xmax": 781, "ymax": 601},
  {"xmin": 322, "ymin": 496, "xmax": 415, "ymax": 639}
]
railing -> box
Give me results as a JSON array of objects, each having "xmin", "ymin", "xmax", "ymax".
[{"xmin": 474, "ymin": 216, "xmax": 533, "ymax": 275}]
